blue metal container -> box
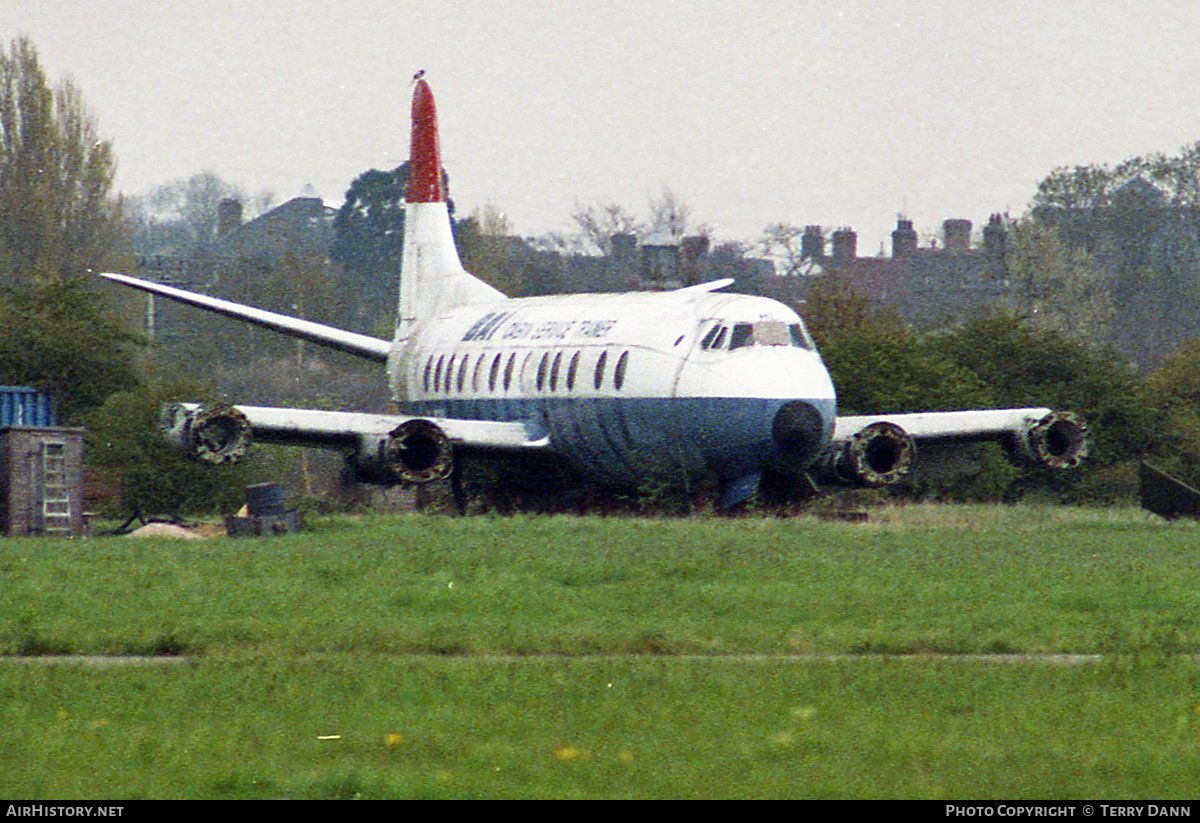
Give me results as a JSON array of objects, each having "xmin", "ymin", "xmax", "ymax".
[{"xmin": 0, "ymin": 387, "xmax": 57, "ymax": 428}]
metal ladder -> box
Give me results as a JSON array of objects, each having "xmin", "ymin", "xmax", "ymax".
[{"xmin": 40, "ymin": 441, "xmax": 72, "ymax": 535}]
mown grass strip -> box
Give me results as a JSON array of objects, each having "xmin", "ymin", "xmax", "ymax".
[
  {"xmin": 1, "ymin": 506, "xmax": 1198, "ymax": 657},
  {"xmin": 2, "ymin": 656, "xmax": 1198, "ymax": 799}
]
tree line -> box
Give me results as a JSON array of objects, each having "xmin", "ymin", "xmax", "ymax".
[{"xmin": 6, "ymin": 34, "xmax": 1200, "ymax": 514}]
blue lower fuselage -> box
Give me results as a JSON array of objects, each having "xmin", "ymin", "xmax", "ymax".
[{"xmin": 402, "ymin": 395, "xmax": 837, "ymax": 486}]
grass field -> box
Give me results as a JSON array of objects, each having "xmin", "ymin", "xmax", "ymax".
[{"xmin": 2, "ymin": 505, "xmax": 1199, "ymax": 798}]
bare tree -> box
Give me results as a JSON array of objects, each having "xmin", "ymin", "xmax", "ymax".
[
  {"xmin": 568, "ymin": 202, "xmax": 644, "ymax": 254},
  {"xmin": 648, "ymin": 187, "xmax": 691, "ymax": 239},
  {"xmin": 758, "ymin": 223, "xmax": 811, "ymax": 277},
  {"xmin": 130, "ymin": 171, "xmax": 274, "ymax": 252},
  {"xmin": 474, "ymin": 202, "xmax": 510, "ymax": 236},
  {"xmin": 530, "ymin": 188, "xmax": 712, "ymax": 256}
]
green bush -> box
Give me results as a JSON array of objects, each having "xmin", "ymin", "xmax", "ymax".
[{"xmin": 84, "ymin": 377, "xmax": 249, "ymax": 516}]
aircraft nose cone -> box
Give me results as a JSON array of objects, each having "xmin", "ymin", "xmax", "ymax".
[{"xmin": 772, "ymin": 400, "xmax": 825, "ymax": 460}]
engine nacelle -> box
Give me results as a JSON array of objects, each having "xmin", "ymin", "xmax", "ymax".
[
  {"xmin": 1007, "ymin": 411, "xmax": 1089, "ymax": 470},
  {"xmin": 352, "ymin": 419, "xmax": 453, "ymax": 484},
  {"xmin": 817, "ymin": 421, "xmax": 916, "ymax": 487},
  {"xmin": 385, "ymin": 419, "xmax": 454, "ymax": 483},
  {"xmin": 161, "ymin": 403, "xmax": 251, "ymax": 465}
]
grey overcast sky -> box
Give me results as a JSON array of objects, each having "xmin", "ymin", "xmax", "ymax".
[{"xmin": 4, "ymin": 0, "xmax": 1200, "ymax": 253}]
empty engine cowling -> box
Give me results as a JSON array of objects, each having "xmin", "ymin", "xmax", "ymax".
[
  {"xmin": 161, "ymin": 404, "xmax": 251, "ymax": 465},
  {"xmin": 1008, "ymin": 411, "xmax": 1090, "ymax": 470},
  {"xmin": 379, "ymin": 419, "xmax": 453, "ymax": 484},
  {"xmin": 818, "ymin": 421, "xmax": 916, "ymax": 487}
]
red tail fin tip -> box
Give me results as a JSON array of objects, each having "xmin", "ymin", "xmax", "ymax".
[{"xmin": 406, "ymin": 78, "xmax": 444, "ymax": 203}]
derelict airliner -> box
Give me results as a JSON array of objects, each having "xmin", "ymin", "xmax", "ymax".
[{"xmin": 101, "ymin": 78, "xmax": 1088, "ymax": 508}]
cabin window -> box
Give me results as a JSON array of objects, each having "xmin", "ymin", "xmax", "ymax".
[
  {"xmin": 444, "ymin": 354, "xmax": 456, "ymax": 392},
  {"xmin": 423, "ymin": 357, "xmax": 433, "ymax": 393},
  {"xmin": 472, "ymin": 354, "xmax": 486, "ymax": 393},
  {"xmin": 567, "ymin": 351, "xmax": 580, "ymax": 390},
  {"xmin": 521, "ymin": 352, "xmax": 535, "ymax": 391},
  {"xmin": 536, "ymin": 352, "xmax": 549, "ymax": 392},
  {"xmin": 594, "ymin": 350, "xmax": 608, "ymax": 390},
  {"xmin": 614, "ymin": 350, "xmax": 629, "ymax": 390},
  {"xmin": 550, "ymin": 352, "xmax": 563, "ymax": 391},
  {"xmin": 504, "ymin": 353, "xmax": 516, "ymax": 391},
  {"xmin": 457, "ymin": 355, "xmax": 469, "ymax": 393},
  {"xmin": 489, "ymin": 353, "xmax": 502, "ymax": 392},
  {"xmin": 434, "ymin": 355, "xmax": 446, "ymax": 393}
]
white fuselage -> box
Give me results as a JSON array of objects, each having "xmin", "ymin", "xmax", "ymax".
[{"xmin": 387, "ymin": 288, "xmax": 837, "ymax": 485}]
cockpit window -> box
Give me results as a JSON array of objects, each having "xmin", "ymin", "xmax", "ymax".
[
  {"xmin": 702, "ymin": 319, "xmax": 816, "ymax": 352},
  {"xmin": 789, "ymin": 322, "xmax": 816, "ymax": 351},
  {"xmin": 729, "ymin": 321, "xmax": 790, "ymax": 350},
  {"xmin": 728, "ymin": 323, "xmax": 754, "ymax": 350}
]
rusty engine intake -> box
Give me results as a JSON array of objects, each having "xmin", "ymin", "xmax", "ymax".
[
  {"xmin": 161, "ymin": 404, "xmax": 251, "ymax": 465},
  {"xmin": 817, "ymin": 421, "xmax": 916, "ymax": 487},
  {"xmin": 382, "ymin": 419, "xmax": 453, "ymax": 483},
  {"xmin": 351, "ymin": 419, "xmax": 454, "ymax": 485},
  {"xmin": 1006, "ymin": 411, "xmax": 1090, "ymax": 471}
]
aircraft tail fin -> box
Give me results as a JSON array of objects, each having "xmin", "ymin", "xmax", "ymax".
[{"xmin": 397, "ymin": 78, "xmax": 504, "ymax": 341}]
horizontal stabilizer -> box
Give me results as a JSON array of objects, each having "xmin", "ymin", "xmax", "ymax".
[
  {"xmin": 673, "ymin": 278, "xmax": 735, "ymax": 294},
  {"xmin": 99, "ymin": 272, "xmax": 393, "ymax": 362}
]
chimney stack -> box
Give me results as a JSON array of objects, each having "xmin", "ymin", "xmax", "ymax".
[
  {"xmin": 943, "ymin": 218, "xmax": 972, "ymax": 254},
  {"xmin": 983, "ymin": 214, "xmax": 1007, "ymax": 257},
  {"xmin": 801, "ymin": 225, "xmax": 825, "ymax": 260},
  {"xmin": 217, "ymin": 198, "xmax": 243, "ymax": 237},
  {"xmin": 831, "ymin": 227, "xmax": 857, "ymax": 262},
  {"xmin": 892, "ymin": 218, "xmax": 917, "ymax": 258}
]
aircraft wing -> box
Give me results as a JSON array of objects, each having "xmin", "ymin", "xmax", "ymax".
[
  {"xmin": 163, "ymin": 403, "xmax": 549, "ymax": 484},
  {"xmin": 223, "ymin": 405, "xmax": 550, "ymax": 450},
  {"xmin": 99, "ymin": 272, "xmax": 393, "ymax": 362},
  {"xmin": 835, "ymin": 408, "xmax": 1064, "ymax": 443},
  {"xmin": 824, "ymin": 408, "xmax": 1089, "ymax": 486}
]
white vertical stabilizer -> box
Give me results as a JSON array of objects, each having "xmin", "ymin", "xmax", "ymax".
[
  {"xmin": 396, "ymin": 201, "xmax": 504, "ymax": 341},
  {"xmin": 395, "ymin": 79, "xmax": 504, "ymax": 342}
]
